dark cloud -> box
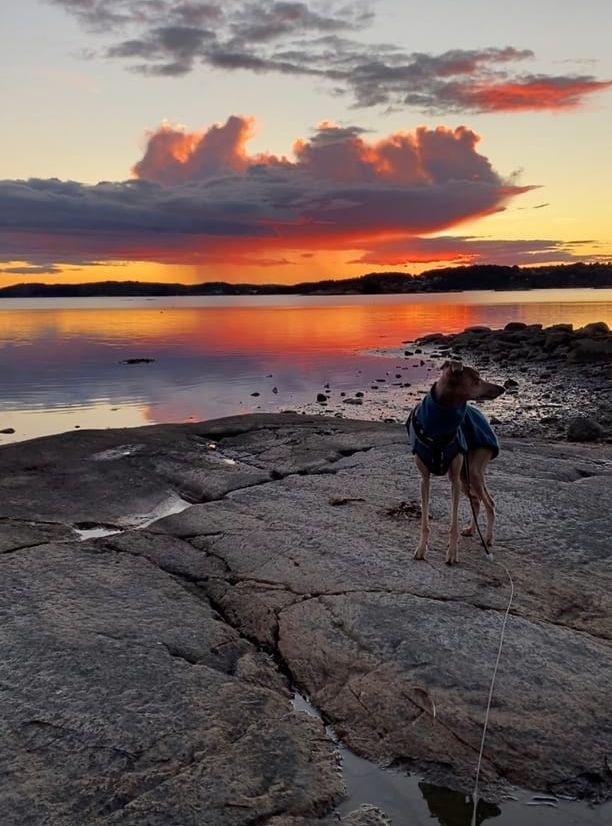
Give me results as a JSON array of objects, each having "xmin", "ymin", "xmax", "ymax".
[
  {"xmin": 48, "ymin": 1, "xmax": 611, "ymax": 112},
  {"xmin": 0, "ymin": 116, "xmax": 532, "ymax": 267},
  {"xmin": 350, "ymin": 235, "xmax": 601, "ymax": 266},
  {"xmin": 0, "ymin": 264, "xmax": 63, "ymax": 275}
]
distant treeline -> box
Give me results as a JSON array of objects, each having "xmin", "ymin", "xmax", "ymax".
[{"xmin": 1, "ymin": 262, "xmax": 610, "ymax": 298}]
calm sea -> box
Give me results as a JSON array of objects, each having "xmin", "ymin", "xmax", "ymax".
[{"xmin": 1, "ymin": 288, "xmax": 611, "ymax": 443}]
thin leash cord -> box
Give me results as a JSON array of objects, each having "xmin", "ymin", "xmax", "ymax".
[{"xmin": 465, "ymin": 454, "xmax": 515, "ymax": 826}]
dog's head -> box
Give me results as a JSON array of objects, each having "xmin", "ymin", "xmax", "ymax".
[{"xmin": 440, "ymin": 360, "xmax": 505, "ymax": 402}]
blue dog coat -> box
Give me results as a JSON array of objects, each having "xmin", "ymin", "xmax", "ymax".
[{"xmin": 407, "ymin": 388, "xmax": 499, "ymax": 475}]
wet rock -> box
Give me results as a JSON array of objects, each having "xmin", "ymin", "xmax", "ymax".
[
  {"xmin": 503, "ymin": 378, "xmax": 519, "ymax": 390},
  {"xmin": 504, "ymin": 322, "xmax": 527, "ymax": 331},
  {"xmin": 0, "ymin": 428, "xmax": 15, "ymax": 434},
  {"xmin": 343, "ymin": 398, "xmax": 363, "ymax": 405},
  {"xmin": 567, "ymin": 416, "xmax": 604, "ymax": 442},
  {"xmin": 119, "ymin": 357, "xmax": 155, "ymax": 365},
  {"xmin": 251, "ymin": 391, "xmax": 260, "ymax": 397},
  {"xmin": 317, "ymin": 393, "xmax": 329, "ymax": 403},
  {"xmin": 355, "ymin": 392, "xmax": 364, "ymax": 398}
]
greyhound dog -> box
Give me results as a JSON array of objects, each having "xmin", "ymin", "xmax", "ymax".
[{"xmin": 407, "ymin": 360, "xmax": 505, "ymax": 565}]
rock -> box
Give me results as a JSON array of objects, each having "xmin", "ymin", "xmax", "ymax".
[
  {"xmin": 317, "ymin": 393, "xmax": 328, "ymax": 403},
  {"xmin": 0, "ymin": 428, "xmax": 15, "ymax": 434},
  {"xmin": 416, "ymin": 333, "xmax": 447, "ymax": 345},
  {"xmin": 567, "ymin": 416, "xmax": 604, "ymax": 442},
  {"xmin": 503, "ymin": 378, "xmax": 519, "ymax": 389},
  {"xmin": 544, "ymin": 323, "xmax": 573, "ymax": 333},
  {"xmin": 504, "ymin": 322, "xmax": 527, "ymax": 331},
  {"xmin": 343, "ymin": 398, "xmax": 363, "ymax": 405},
  {"xmin": 272, "ymin": 387, "xmax": 279, "ymax": 394},
  {"xmin": 119, "ymin": 358, "xmax": 155, "ymax": 364},
  {"xmin": 580, "ymin": 321, "xmax": 609, "ymax": 336},
  {"xmin": 355, "ymin": 392, "xmax": 364, "ymax": 398},
  {"xmin": 568, "ymin": 339, "xmax": 612, "ymax": 363},
  {"xmin": 251, "ymin": 391, "xmax": 260, "ymax": 397},
  {"xmin": 0, "ymin": 414, "xmax": 611, "ymax": 814},
  {"xmin": 464, "ymin": 325, "xmax": 491, "ymax": 334}
]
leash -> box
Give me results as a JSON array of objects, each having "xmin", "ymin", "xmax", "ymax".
[{"xmin": 464, "ymin": 453, "xmax": 515, "ymax": 826}]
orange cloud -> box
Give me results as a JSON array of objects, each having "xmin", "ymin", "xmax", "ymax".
[
  {"xmin": 1, "ymin": 116, "xmax": 534, "ymax": 274},
  {"xmin": 458, "ymin": 76, "xmax": 612, "ymax": 112}
]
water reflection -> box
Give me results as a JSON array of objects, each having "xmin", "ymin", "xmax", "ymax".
[
  {"xmin": 420, "ymin": 783, "xmax": 500, "ymax": 825},
  {"xmin": 1, "ymin": 290, "xmax": 611, "ymax": 442}
]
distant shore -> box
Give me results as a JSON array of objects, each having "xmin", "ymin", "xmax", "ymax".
[{"xmin": 1, "ymin": 262, "xmax": 611, "ymax": 298}]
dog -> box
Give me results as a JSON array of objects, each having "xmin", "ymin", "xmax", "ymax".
[{"xmin": 406, "ymin": 360, "xmax": 505, "ymax": 565}]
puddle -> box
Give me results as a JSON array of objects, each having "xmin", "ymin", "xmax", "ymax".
[
  {"xmin": 127, "ymin": 491, "xmax": 194, "ymax": 529},
  {"xmin": 73, "ymin": 522, "xmax": 123, "ymax": 541},
  {"xmin": 291, "ymin": 690, "xmax": 611, "ymax": 825},
  {"xmin": 73, "ymin": 491, "xmax": 194, "ymax": 541}
]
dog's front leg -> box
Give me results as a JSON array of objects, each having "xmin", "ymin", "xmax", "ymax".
[
  {"xmin": 414, "ymin": 457, "xmax": 430, "ymax": 560},
  {"xmin": 446, "ymin": 453, "xmax": 463, "ymax": 564}
]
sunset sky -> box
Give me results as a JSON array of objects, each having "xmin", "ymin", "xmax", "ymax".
[{"xmin": 1, "ymin": 0, "xmax": 611, "ymax": 285}]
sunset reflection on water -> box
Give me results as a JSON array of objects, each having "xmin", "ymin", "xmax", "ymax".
[{"xmin": 1, "ymin": 290, "xmax": 611, "ymax": 442}]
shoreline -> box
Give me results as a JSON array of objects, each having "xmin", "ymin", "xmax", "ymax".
[{"xmin": 1, "ymin": 412, "xmax": 610, "ymax": 823}]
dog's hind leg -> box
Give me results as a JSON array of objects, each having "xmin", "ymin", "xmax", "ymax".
[
  {"xmin": 414, "ymin": 456, "xmax": 431, "ymax": 560},
  {"xmin": 460, "ymin": 471, "xmax": 480, "ymax": 537},
  {"xmin": 446, "ymin": 453, "xmax": 464, "ymax": 565},
  {"xmin": 481, "ymin": 481, "xmax": 496, "ymax": 546}
]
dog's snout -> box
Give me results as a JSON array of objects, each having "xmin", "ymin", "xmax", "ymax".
[{"xmin": 492, "ymin": 383, "xmax": 505, "ymax": 398}]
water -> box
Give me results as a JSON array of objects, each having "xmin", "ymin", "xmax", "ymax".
[
  {"xmin": 1, "ymin": 289, "xmax": 610, "ymax": 444},
  {"xmin": 292, "ymin": 690, "xmax": 611, "ymax": 825}
]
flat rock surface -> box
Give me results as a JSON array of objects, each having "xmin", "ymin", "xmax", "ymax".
[{"xmin": 1, "ymin": 412, "xmax": 611, "ymax": 822}]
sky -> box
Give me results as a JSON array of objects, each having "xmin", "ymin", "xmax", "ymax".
[{"xmin": 0, "ymin": 0, "xmax": 611, "ymax": 285}]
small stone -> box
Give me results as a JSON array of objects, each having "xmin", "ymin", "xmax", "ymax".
[
  {"xmin": 251, "ymin": 392, "xmax": 260, "ymax": 397},
  {"xmin": 0, "ymin": 428, "xmax": 15, "ymax": 434},
  {"xmin": 504, "ymin": 378, "xmax": 519, "ymax": 389},
  {"xmin": 316, "ymin": 393, "xmax": 328, "ymax": 403},
  {"xmin": 272, "ymin": 387, "xmax": 278, "ymax": 394},
  {"xmin": 504, "ymin": 322, "xmax": 528, "ymax": 331},
  {"xmin": 355, "ymin": 392, "xmax": 364, "ymax": 398}
]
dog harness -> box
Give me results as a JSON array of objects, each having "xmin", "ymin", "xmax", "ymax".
[{"xmin": 406, "ymin": 387, "xmax": 499, "ymax": 476}]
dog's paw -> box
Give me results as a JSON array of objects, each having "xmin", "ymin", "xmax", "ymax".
[
  {"xmin": 461, "ymin": 526, "xmax": 475, "ymax": 537},
  {"xmin": 414, "ymin": 546, "xmax": 428, "ymax": 560}
]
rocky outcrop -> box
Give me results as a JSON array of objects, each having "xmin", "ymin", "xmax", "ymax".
[
  {"xmin": 1, "ymin": 413, "xmax": 611, "ymax": 822},
  {"xmin": 413, "ymin": 322, "xmax": 612, "ymax": 441}
]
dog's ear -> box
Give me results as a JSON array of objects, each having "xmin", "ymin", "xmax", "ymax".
[{"xmin": 441, "ymin": 359, "xmax": 463, "ymax": 374}]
